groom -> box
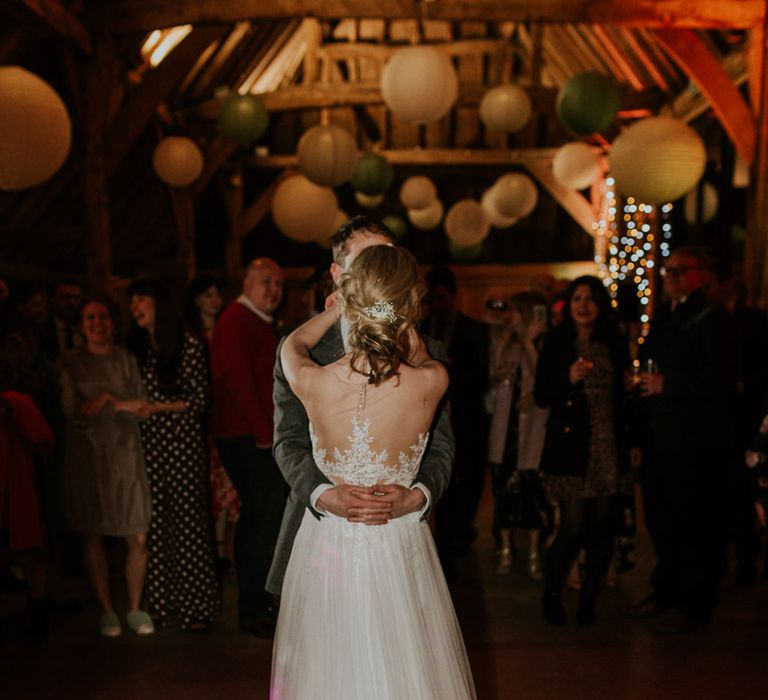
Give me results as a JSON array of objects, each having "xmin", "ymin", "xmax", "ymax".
[{"xmin": 266, "ymin": 216, "xmax": 455, "ymax": 596}]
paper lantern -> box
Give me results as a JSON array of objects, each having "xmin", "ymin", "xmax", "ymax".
[
  {"xmin": 382, "ymin": 215, "xmax": 407, "ymax": 240},
  {"xmin": 407, "ymin": 199, "xmax": 444, "ymax": 230},
  {"xmin": 297, "ymin": 124, "xmax": 357, "ymax": 187},
  {"xmin": 449, "ymin": 240, "xmax": 483, "ymax": 262},
  {"xmin": 351, "ymin": 151, "xmax": 394, "ymax": 195},
  {"xmin": 399, "ymin": 176, "xmax": 437, "ymax": 210},
  {"xmin": 272, "ymin": 174, "xmax": 339, "ymax": 242},
  {"xmin": 217, "ymin": 93, "xmax": 269, "ymax": 145},
  {"xmin": 152, "ymin": 136, "xmax": 204, "ymax": 187},
  {"xmin": 556, "ymin": 72, "xmax": 620, "ymax": 135},
  {"xmin": 315, "ymin": 209, "xmax": 348, "ymax": 249},
  {"xmin": 0, "ymin": 66, "xmax": 72, "ymax": 190},
  {"xmin": 609, "ymin": 117, "xmax": 706, "ymax": 204},
  {"xmin": 354, "ymin": 191, "xmax": 385, "ymax": 209},
  {"xmin": 480, "ymin": 188, "xmax": 519, "ymax": 229},
  {"xmin": 479, "ymin": 84, "xmax": 532, "ymax": 133},
  {"xmin": 552, "ymin": 142, "xmax": 602, "ymax": 190},
  {"xmin": 381, "ymin": 46, "xmax": 458, "ymax": 124},
  {"xmin": 492, "ymin": 173, "xmax": 538, "ymax": 219},
  {"xmin": 684, "ymin": 182, "xmax": 719, "ymax": 224},
  {"xmin": 445, "ymin": 199, "xmax": 491, "ymax": 246}
]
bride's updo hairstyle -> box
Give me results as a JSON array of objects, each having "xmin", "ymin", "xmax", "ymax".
[{"xmin": 339, "ymin": 245, "xmax": 423, "ymax": 385}]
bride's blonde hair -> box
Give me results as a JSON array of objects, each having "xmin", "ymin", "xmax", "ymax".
[{"xmin": 338, "ymin": 245, "xmax": 423, "ymax": 385}]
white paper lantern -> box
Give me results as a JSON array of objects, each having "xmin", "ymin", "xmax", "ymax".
[
  {"xmin": 445, "ymin": 199, "xmax": 491, "ymax": 246},
  {"xmin": 492, "ymin": 173, "xmax": 538, "ymax": 219},
  {"xmin": 0, "ymin": 66, "xmax": 72, "ymax": 190},
  {"xmin": 272, "ymin": 174, "xmax": 339, "ymax": 242},
  {"xmin": 684, "ymin": 182, "xmax": 719, "ymax": 224},
  {"xmin": 407, "ymin": 199, "xmax": 444, "ymax": 230},
  {"xmin": 354, "ymin": 191, "xmax": 385, "ymax": 209},
  {"xmin": 399, "ymin": 176, "xmax": 437, "ymax": 210},
  {"xmin": 552, "ymin": 142, "xmax": 602, "ymax": 190},
  {"xmin": 481, "ymin": 188, "xmax": 519, "ymax": 228},
  {"xmin": 297, "ymin": 124, "xmax": 358, "ymax": 187},
  {"xmin": 381, "ymin": 46, "xmax": 458, "ymax": 124},
  {"xmin": 152, "ymin": 136, "xmax": 204, "ymax": 187},
  {"xmin": 609, "ymin": 117, "xmax": 706, "ymax": 204},
  {"xmin": 479, "ymin": 84, "xmax": 532, "ymax": 133}
]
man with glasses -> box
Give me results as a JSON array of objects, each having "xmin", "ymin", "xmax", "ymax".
[{"xmin": 633, "ymin": 246, "xmax": 739, "ymax": 632}]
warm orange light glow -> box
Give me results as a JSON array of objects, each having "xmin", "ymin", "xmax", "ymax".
[{"xmin": 141, "ymin": 25, "xmax": 193, "ymax": 68}]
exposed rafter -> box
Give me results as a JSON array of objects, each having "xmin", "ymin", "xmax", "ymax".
[{"xmin": 16, "ymin": 0, "xmax": 92, "ymax": 54}]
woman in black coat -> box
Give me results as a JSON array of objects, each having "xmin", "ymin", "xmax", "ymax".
[{"xmin": 534, "ymin": 275, "xmax": 631, "ymax": 626}]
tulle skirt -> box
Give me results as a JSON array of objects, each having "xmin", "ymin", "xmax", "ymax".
[{"xmin": 270, "ymin": 510, "xmax": 476, "ymax": 700}]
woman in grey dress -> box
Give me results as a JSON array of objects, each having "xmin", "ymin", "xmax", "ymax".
[{"xmin": 60, "ymin": 299, "xmax": 154, "ymax": 638}]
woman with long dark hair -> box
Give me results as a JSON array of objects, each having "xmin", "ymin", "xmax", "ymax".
[
  {"xmin": 535, "ymin": 275, "xmax": 631, "ymax": 626},
  {"xmin": 126, "ymin": 275, "xmax": 219, "ymax": 631}
]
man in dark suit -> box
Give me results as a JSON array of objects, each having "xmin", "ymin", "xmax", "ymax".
[
  {"xmin": 41, "ymin": 276, "xmax": 84, "ymax": 363},
  {"xmin": 637, "ymin": 246, "xmax": 739, "ymax": 632},
  {"xmin": 266, "ymin": 216, "xmax": 455, "ymax": 597}
]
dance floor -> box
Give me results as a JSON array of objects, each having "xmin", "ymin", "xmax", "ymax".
[{"xmin": 2, "ymin": 481, "xmax": 767, "ymax": 700}]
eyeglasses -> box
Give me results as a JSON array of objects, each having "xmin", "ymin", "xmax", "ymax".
[
  {"xmin": 485, "ymin": 299, "xmax": 508, "ymax": 312},
  {"xmin": 660, "ymin": 265, "xmax": 701, "ymax": 278}
]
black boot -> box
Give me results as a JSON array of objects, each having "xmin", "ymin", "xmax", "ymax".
[
  {"xmin": 542, "ymin": 587, "xmax": 567, "ymax": 626},
  {"xmin": 576, "ymin": 584, "xmax": 598, "ymax": 626}
]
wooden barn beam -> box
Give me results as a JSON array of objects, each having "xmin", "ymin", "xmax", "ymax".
[
  {"xmin": 653, "ymin": 29, "xmax": 756, "ymax": 164},
  {"xmin": 103, "ymin": 24, "xmax": 228, "ymax": 176},
  {"xmin": 96, "ymin": 1, "xmax": 765, "ymax": 33},
  {"xmin": 169, "ymin": 189, "xmax": 196, "ymax": 282},
  {"xmin": 237, "ymin": 173, "xmax": 290, "ymax": 240},
  {"xmin": 15, "ymin": 0, "xmax": 92, "ymax": 54}
]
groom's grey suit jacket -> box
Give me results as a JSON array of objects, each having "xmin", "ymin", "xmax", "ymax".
[{"xmin": 265, "ymin": 322, "xmax": 455, "ymax": 595}]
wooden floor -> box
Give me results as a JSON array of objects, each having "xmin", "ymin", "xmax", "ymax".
[{"xmin": 3, "ymin": 481, "xmax": 767, "ymax": 700}]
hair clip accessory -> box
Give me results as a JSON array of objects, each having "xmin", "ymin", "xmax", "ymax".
[{"xmin": 362, "ymin": 300, "xmax": 397, "ymax": 324}]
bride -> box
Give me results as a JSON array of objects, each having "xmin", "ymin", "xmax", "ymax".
[{"xmin": 271, "ymin": 245, "xmax": 476, "ymax": 699}]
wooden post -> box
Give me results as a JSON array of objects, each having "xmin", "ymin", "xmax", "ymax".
[
  {"xmin": 170, "ymin": 188, "xmax": 196, "ymax": 282},
  {"xmin": 223, "ymin": 169, "xmax": 244, "ymax": 290}
]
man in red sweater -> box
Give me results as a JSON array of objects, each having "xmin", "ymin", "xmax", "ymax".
[{"xmin": 211, "ymin": 257, "xmax": 287, "ymax": 637}]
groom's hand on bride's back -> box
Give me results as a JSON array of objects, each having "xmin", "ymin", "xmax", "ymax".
[{"xmin": 317, "ymin": 484, "xmax": 392, "ymax": 525}]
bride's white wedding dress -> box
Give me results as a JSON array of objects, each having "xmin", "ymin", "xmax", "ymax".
[{"xmin": 270, "ymin": 394, "xmax": 476, "ymax": 700}]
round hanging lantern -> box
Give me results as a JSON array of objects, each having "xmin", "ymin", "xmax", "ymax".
[
  {"xmin": 217, "ymin": 93, "xmax": 269, "ymax": 145},
  {"xmin": 297, "ymin": 124, "xmax": 358, "ymax": 187},
  {"xmin": 0, "ymin": 66, "xmax": 72, "ymax": 191},
  {"xmin": 552, "ymin": 142, "xmax": 602, "ymax": 190},
  {"xmin": 407, "ymin": 199, "xmax": 444, "ymax": 230},
  {"xmin": 152, "ymin": 136, "xmax": 204, "ymax": 187},
  {"xmin": 444, "ymin": 199, "xmax": 491, "ymax": 246},
  {"xmin": 351, "ymin": 151, "xmax": 394, "ymax": 195},
  {"xmin": 272, "ymin": 174, "xmax": 339, "ymax": 242},
  {"xmin": 354, "ymin": 191, "xmax": 385, "ymax": 209},
  {"xmin": 684, "ymin": 182, "xmax": 719, "ymax": 224},
  {"xmin": 479, "ymin": 84, "xmax": 532, "ymax": 133},
  {"xmin": 609, "ymin": 116, "xmax": 706, "ymax": 204},
  {"xmin": 382, "ymin": 215, "xmax": 407, "ymax": 240},
  {"xmin": 556, "ymin": 72, "xmax": 620, "ymax": 135},
  {"xmin": 492, "ymin": 173, "xmax": 538, "ymax": 219},
  {"xmin": 449, "ymin": 240, "xmax": 483, "ymax": 262},
  {"xmin": 481, "ymin": 188, "xmax": 519, "ymax": 228},
  {"xmin": 381, "ymin": 46, "xmax": 459, "ymax": 124},
  {"xmin": 399, "ymin": 176, "xmax": 437, "ymax": 210}
]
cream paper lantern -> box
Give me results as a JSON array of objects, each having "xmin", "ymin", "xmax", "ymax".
[
  {"xmin": 381, "ymin": 46, "xmax": 459, "ymax": 124},
  {"xmin": 609, "ymin": 116, "xmax": 706, "ymax": 204},
  {"xmin": 0, "ymin": 66, "xmax": 72, "ymax": 190},
  {"xmin": 479, "ymin": 84, "xmax": 532, "ymax": 133},
  {"xmin": 399, "ymin": 176, "xmax": 437, "ymax": 210},
  {"xmin": 354, "ymin": 191, "xmax": 385, "ymax": 209},
  {"xmin": 272, "ymin": 174, "xmax": 339, "ymax": 243},
  {"xmin": 684, "ymin": 182, "xmax": 719, "ymax": 224},
  {"xmin": 492, "ymin": 173, "xmax": 538, "ymax": 219},
  {"xmin": 552, "ymin": 142, "xmax": 602, "ymax": 190},
  {"xmin": 152, "ymin": 136, "xmax": 204, "ymax": 187},
  {"xmin": 315, "ymin": 209, "xmax": 348, "ymax": 248},
  {"xmin": 297, "ymin": 124, "xmax": 358, "ymax": 187},
  {"xmin": 444, "ymin": 199, "xmax": 491, "ymax": 246},
  {"xmin": 407, "ymin": 199, "xmax": 444, "ymax": 231},
  {"xmin": 480, "ymin": 188, "xmax": 519, "ymax": 229}
]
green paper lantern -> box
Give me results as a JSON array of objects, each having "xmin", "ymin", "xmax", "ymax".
[
  {"xmin": 218, "ymin": 93, "xmax": 269, "ymax": 145},
  {"xmin": 350, "ymin": 152, "xmax": 394, "ymax": 195},
  {"xmin": 449, "ymin": 240, "xmax": 483, "ymax": 262},
  {"xmin": 556, "ymin": 72, "xmax": 620, "ymax": 135},
  {"xmin": 382, "ymin": 215, "xmax": 407, "ymax": 240}
]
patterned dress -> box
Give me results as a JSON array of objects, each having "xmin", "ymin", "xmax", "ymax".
[{"xmin": 138, "ymin": 333, "xmax": 220, "ymax": 628}]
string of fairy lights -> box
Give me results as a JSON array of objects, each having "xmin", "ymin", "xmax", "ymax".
[{"xmin": 594, "ymin": 176, "xmax": 672, "ymax": 334}]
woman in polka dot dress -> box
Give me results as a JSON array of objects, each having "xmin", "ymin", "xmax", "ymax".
[{"xmin": 127, "ymin": 276, "xmax": 220, "ymax": 631}]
